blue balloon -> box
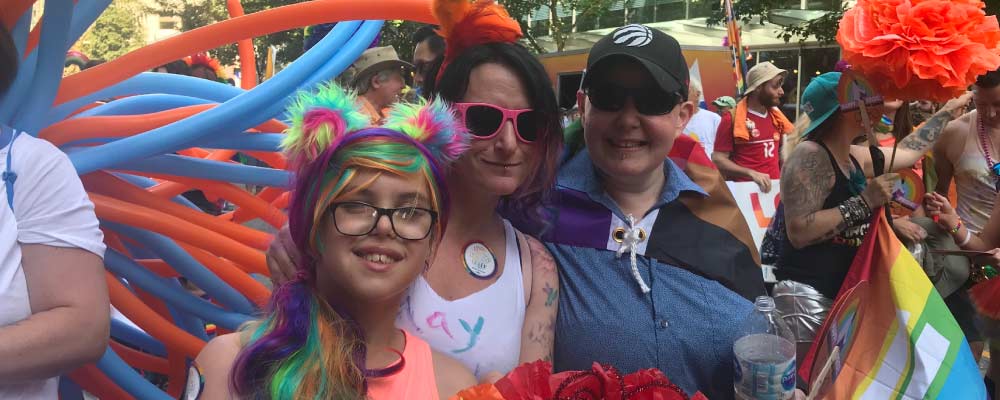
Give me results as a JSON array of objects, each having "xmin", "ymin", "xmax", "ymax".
[
  {"xmin": 103, "ymin": 222, "xmax": 256, "ymax": 315},
  {"xmin": 167, "ymin": 299, "xmax": 210, "ymax": 342},
  {"xmin": 61, "ymin": 131, "xmax": 283, "ymax": 154},
  {"xmin": 96, "ymin": 348, "xmax": 173, "ymax": 400},
  {"xmin": 197, "ymin": 132, "xmax": 284, "ymax": 153},
  {"xmin": 73, "ymin": 94, "xmax": 215, "ymax": 119},
  {"xmin": 297, "ymin": 21, "xmax": 386, "ymax": 103},
  {"xmin": 58, "ymin": 374, "xmax": 84, "ymax": 400},
  {"xmin": 49, "ymin": 73, "xmax": 244, "ymax": 125},
  {"xmin": 104, "ymin": 250, "xmax": 252, "ymax": 331},
  {"xmin": 110, "ymin": 173, "xmax": 205, "ymax": 211},
  {"xmin": 11, "ymin": 11, "xmax": 30, "ymax": 60},
  {"xmin": 267, "ymin": 21, "xmax": 385, "ymax": 123},
  {"xmin": 110, "ymin": 319, "xmax": 166, "ymax": 356},
  {"xmin": 69, "ymin": 20, "xmax": 364, "ymax": 175},
  {"xmin": 9, "ymin": 0, "xmax": 74, "ymax": 133},
  {"xmin": 65, "ymin": 0, "xmax": 112, "ymax": 55},
  {"xmin": 111, "ymin": 154, "xmax": 291, "ymax": 188}
]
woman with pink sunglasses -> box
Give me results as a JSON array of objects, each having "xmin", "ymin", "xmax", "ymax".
[{"xmin": 268, "ymin": 0, "xmax": 563, "ymax": 383}]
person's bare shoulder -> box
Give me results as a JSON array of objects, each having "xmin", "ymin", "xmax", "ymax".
[
  {"xmin": 431, "ymin": 350, "xmax": 476, "ymax": 400},
  {"xmin": 939, "ymin": 111, "xmax": 972, "ymax": 157},
  {"xmin": 192, "ymin": 333, "xmax": 243, "ymax": 399}
]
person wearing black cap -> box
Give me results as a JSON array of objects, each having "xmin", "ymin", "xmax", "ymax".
[{"xmin": 538, "ymin": 24, "xmax": 767, "ymax": 399}]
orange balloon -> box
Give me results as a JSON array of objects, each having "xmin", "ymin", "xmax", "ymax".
[
  {"xmin": 231, "ymin": 186, "xmax": 286, "ymax": 223},
  {"xmin": 244, "ymin": 150, "xmax": 287, "ymax": 170},
  {"xmin": 24, "ymin": 16, "xmax": 40, "ymax": 57},
  {"xmin": 92, "ymin": 193, "xmax": 267, "ymax": 275},
  {"xmin": 149, "ymin": 149, "xmax": 237, "ymax": 199},
  {"xmin": 0, "ymin": 0, "xmax": 36, "ymax": 33},
  {"xmin": 179, "ymin": 244, "xmax": 270, "ymax": 308},
  {"xmin": 226, "ymin": 0, "xmax": 258, "ymax": 90},
  {"xmin": 105, "ymin": 272, "xmax": 206, "ymax": 359},
  {"xmin": 134, "ymin": 287, "xmax": 175, "ymax": 321},
  {"xmin": 83, "ymin": 172, "xmax": 272, "ymax": 250},
  {"xmin": 57, "ymin": 0, "xmax": 436, "ymax": 104},
  {"xmin": 40, "ymin": 104, "xmax": 213, "ymax": 146},
  {"xmin": 110, "ymin": 341, "xmax": 169, "ymax": 374},
  {"xmin": 166, "ymin": 350, "xmax": 188, "ymax": 398},
  {"xmin": 68, "ymin": 364, "xmax": 135, "ymax": 400},
  {"xmin": 136, "ymin": 173, "xmax": 287, "ymax": 230},
  {"xmin": 41, "ymin": 104, "xmax": 288, "ymax": 147},
  {"xmin": 272, "ymin": 191, "xmax": 289, "ymax": 209},
  {"xmin": 136, "ymin": 259, "xmax": 180, "ymax": 278}
]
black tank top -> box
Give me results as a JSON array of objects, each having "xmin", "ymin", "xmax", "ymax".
[{"xmin": 775, "ymin": 141, "xmax": 870, "ymax": 299}]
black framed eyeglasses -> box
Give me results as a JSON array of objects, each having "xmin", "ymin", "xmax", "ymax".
[
  {"xmin": 328, "ymin": 201, "xmax": 438, "ymax": 240},
  {"xmin": 586, "ymin": 84, "xmax": 682, "ymax": 116}
]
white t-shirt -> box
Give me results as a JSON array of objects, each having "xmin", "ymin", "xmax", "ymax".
[
  {"xmin": 684, "ymin": 109, "xmax": 722, "ymax": 157},
  {"xmin": 0, "ymin": 131, "xmax": 106, "ymax": 399}
]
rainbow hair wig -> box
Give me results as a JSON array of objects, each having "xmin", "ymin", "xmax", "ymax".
[{"xmin": 230, "ymin": 83, "xmax": 467, "ymax": 399}]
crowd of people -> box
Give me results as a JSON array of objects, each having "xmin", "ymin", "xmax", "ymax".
[{"xmin": 3, "ymin": 0, "xmax": 1000, "ymax": 399}]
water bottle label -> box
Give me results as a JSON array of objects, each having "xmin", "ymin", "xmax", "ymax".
[
  {"xmin": 734, "ymin": 334, "xmax": 796, "ymax": 400},
  {"xmin": 782, "ymin": 361, "xmax": 796, "ymax": 391},
  {"xmin": 735, "ymin": 357, "xmax": 795, "ymax": 400}
]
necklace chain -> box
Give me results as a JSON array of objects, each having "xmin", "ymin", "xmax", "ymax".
[{"xmin": 976, "ymin": 111, "xmax": 1000, "ymax": 191}]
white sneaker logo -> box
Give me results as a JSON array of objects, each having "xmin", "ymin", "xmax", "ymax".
[{"xmin": 613, "ymin": 24, "xmax": 653, "ymax": 47}]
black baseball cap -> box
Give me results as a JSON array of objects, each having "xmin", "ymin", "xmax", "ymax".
[{"xmin": 580, "ymin": 24, "xmax": 689, "ymax": 99}]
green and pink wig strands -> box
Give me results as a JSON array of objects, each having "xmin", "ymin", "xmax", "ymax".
[{"xmin": 230, "ymin": 82, "xmax": 467, "ymax": 399}]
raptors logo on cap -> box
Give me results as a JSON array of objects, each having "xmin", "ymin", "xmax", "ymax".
[{"xmin": 612, "ymin": 24, "xmax": 653, "ymax": 47}]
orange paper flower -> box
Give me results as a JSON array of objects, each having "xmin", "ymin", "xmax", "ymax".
[
  {"xmin": 837, "ymin": 0, "xmax": 1000, "ymax": 102},
  {"xmin": 451, "ymin": 383, "xmax": 506, "ymax": 400}
]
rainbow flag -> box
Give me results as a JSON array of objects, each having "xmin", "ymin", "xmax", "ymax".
[
  {"xmin": 802, "ymin": 212, "xmax": 985, "ymax": 399},
  {"xmin": 722, "ymin": 0, "xmax": 747, "ymax": 96}
]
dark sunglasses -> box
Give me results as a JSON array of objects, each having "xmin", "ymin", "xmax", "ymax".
[
  {"xmin": 586, "ymin": 84, "xmax": 682, "ymax": 115},
  {"xmin": 455, "ymin": 103, "xmax": 546, "ymax": 143}
]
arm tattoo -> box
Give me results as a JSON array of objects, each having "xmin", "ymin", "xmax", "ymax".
[
  {"xmin": 899, "ymin": 112, "xmax": 949, "ymax": 152},
  {"xmin": 807, "ymin": 220, "xmax": 848, "ymax": 246},
  {"xmin": 527, "ymin": 318, "xmax": 555, "ymax": 362},
  {"xmin": 782, "ymin": 144, "xmax": 836, "ymax": 219}
]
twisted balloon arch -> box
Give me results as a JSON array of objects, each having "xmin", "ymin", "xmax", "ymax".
[{"xmin": 1, "ymin": 1, "xmax": 435, "ymax": 398}]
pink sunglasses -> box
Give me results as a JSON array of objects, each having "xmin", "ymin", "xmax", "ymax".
[{"xmin": 454, "ymin": 102, "xmax": 546, "ymax": 143}]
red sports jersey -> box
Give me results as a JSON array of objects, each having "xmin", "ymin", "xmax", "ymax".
[{"xmin": 714, "ymin": 110, "xmax": 781, "ymax": 180}]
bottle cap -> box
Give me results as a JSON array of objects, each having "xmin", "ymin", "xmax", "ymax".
[{"xmin": 754, "ymin": 295, "xmax": 776, "ymax": 312}]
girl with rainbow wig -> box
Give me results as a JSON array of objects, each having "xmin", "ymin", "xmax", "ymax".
[
  {"xmin": 192, "ymin": 83, "xmax": 476, "ymax": 399},
  {"xmin": 269, "ymin": 0, "xmax": 564, "ymax": 383}
]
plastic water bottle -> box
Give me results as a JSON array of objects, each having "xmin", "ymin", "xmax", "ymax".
[{"xmin": 734, "ymin": 295, "xmax": 797, "ymax": 400}]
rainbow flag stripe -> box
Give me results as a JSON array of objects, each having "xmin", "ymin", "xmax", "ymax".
[
  {"xmin": 803, "ymin": 212, "xmax": 985, "ymax": 399},
  {"xmin": 723, "ymin": 0, "xmax": 747, "ymax": 95}
]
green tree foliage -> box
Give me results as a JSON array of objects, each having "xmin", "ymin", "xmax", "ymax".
[
  {"xmin": 77, "ymin": 0, "xmax": 146, "ymax": 61},
  {"xmin": 378, "ymin": 20, "xmax": 424, "ymax": 64},
  {"xmin": 706, "ymin": 0, "xmax": 844, "ymax": 45},
  {"xmin": 146, "ymin": 0, "xmax": 303, "ymax": 75},
  {"xmin": 502, "ymin": 0, "xmax": 625, "ymax": 53}
]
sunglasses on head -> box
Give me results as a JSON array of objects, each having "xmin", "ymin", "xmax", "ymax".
[
  {"xmin": 585, "ymin": 84, "xmax": 682, "ymax": 115},
  {"xmin": 454, "ymin": 103, "xmax": 546, "ymax": 143}
]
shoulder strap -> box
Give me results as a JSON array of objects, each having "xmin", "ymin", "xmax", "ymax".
[{"xmin": 1, "ymin": 129, "xmax": 18, "ymax": 211}]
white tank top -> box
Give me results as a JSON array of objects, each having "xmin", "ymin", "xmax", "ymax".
[
  {"xmin": 955, "ymin": 112, "xmax": 997, "ymax": 233},
  {"xmin": 396, "ymin": 219, "xmax": 527, "ymax": 380}
]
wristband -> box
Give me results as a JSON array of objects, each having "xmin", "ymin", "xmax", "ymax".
[{"xmin": 957, "ymin": 228, "xmax": 972, "ymax": 247}]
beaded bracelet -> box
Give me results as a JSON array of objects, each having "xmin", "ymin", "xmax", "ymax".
[{"xmin": 950, "ymin": 220, "xmax": 963, "ymax": 235}]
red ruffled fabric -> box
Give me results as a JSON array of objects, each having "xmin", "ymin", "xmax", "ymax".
[
  {"xmin": 451, "ymin": 361, "xmax": 708, "ymax": 400},
  {"xmin": 837, "ymin": 0, "xmax": 1000, "ymax": 102}
]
